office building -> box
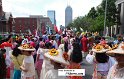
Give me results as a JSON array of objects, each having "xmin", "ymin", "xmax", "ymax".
[
  {"xmin": 115, "ymin": 0, "xmax": 124, "ymax": 35},
  {"xmin": 47, "ymin": 10, "xmax": 56, "ymax": 25},
  {"xmin": 65, "ymin": 5, "xmax": 72, "ymax": 27}
]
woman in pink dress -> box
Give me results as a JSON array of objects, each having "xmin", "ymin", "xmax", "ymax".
[{"xmin": 35, "ymin": 41, "xmax": 45, "ymax": 79}]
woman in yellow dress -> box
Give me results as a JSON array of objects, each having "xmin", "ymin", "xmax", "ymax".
[{"xmin": 10, "ymin": 46, "xmax": 25, "ymax": 79}]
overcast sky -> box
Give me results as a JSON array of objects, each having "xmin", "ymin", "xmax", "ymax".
[{"xmin": 3, "ymin": 0, "xmax": 102, "ymax": 27}]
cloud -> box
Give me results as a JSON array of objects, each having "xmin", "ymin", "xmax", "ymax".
[
  {"xmin": 44, "ymin": 0, "xmax": 102, "ymax": 26},
  {"xmin": 71, "ymin": 0, "xmax": 102, "ymax": 18},
  {"xmin": 2, "ymin": 0, "xmax": 102, "ymax": 27},
  {"xmin": 3, "ymin": 0, "xmax": 44, "ymax": 17},
  {"xmin": 44, "ymin": 0, "xmax": 66, "ymax": 26}
]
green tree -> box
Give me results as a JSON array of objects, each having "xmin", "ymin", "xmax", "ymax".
[
  {"xmin": 67, "ymin": 0, "xmax": 117, "ymax": 34},
  {"xmin": 101, "ymin": 0, "xmax": 116, "ymax": 27},
  {"xmin": 87, "ymin": 7, "xmax": 98, "ymax": 19}
]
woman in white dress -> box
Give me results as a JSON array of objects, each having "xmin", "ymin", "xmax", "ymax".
[
  {"xmin": 107, "ymin": 43, "xmax": 124, "ymax": 79},
  {"xmin": 18, "ymin": 44, "xmax": 36, "ymax": 79},
  {"xmin": 44, "ymin": 47, "xmax": 69, "ymax": 79},
  {"xmin": 40, "ymin": 42, "xmax": 54, "ymax": 79}
]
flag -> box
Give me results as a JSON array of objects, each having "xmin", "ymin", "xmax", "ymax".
[{"xmin": 54, "ymin": 25, "xmax": 58, "ymax": 33}]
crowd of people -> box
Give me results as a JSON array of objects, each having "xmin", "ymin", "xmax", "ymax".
[{"xmin": 0, "ymin": 31, "xmax": 124, "ymax": 79}]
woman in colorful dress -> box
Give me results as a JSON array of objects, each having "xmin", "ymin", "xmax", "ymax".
[
  {"xmin": 10, "ymin": 46, "xmax": 25, "ymax": 79},
  {"xmin": 107, "ymin": 42, "xmax": 124, "ymax": 79},
  {"xmin": 86, "ymin": 43, "xmax": 116, "ymax": 79},
  {"xmin": 35, "ymin": 41, "xmax": 45, "ymax": 79},
  {"xmin": 18, "ymin": 44, "xmax": 35, "ymax": 79}
]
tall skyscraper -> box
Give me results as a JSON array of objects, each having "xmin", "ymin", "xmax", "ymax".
[
  {"xmin": 65, "ymin": 5, "xmax": 72, "ymax": 27},
  {"xmin": 47, "ymin": 10, "xmax": 56, "ymax": 25}
]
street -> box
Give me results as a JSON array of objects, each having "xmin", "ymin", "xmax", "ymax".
[
  {"xmin": 82, "ymin": 58, "xmax": 93, "ymax": 79},
  {"xmin": 34, "ymin": 58, "xmax": 94, "ymax": 79}
]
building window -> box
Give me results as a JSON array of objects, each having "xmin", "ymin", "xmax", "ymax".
[
  {"xmin": 19, "ymin": 20, "xmax": 21, "ymax": 24},
  {"xmin": 25, "ymin": 21, "xmax": 27, "ymax": 25}
]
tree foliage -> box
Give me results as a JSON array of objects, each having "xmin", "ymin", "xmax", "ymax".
[{"xmin": 67, "ymin": 0, "xmax": 117, "ymax": 34}]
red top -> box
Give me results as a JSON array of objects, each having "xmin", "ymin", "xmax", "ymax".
[
  {"xmin": 0, "ymin": 44, "xmax": 4, "ymax": 48},
  {"xmin": 81, "ymin": 37, "xmax": 88, "ymax": 52},
  {"xmin": 1, "ymin": 42, "xmax": 12, "ymax": 47}
]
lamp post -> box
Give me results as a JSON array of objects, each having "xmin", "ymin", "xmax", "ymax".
[{"xmin": 104, "ymin": 0, "xmax": 108, "ymax": 36}]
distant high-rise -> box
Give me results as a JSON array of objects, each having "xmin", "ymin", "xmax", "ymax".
[
  {"xmin": 47, "ymin": 10, "xmax": 56, "ymax": 25},
  {"xmin": 65, "ymin": 5, "xmax": 72, "ymax": 27}
]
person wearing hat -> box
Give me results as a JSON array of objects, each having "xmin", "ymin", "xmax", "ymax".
[
  {"xmin": 40, "ymin": 42, "xmax": 54, "ymax": 79},
  {"xmin": 18, "ymin": 44, "xmax": 35, "ymax": 79},
  {"xmin": 86, "ymin": 44, "xmax": 116, "ymax": 79},
  {"xmin": 44, "ymin": 47, "xmax": 69, "ymax": 79},
  {"xmin": 107, "ymin": 42, "xmax": 124, "ymax": 79}
]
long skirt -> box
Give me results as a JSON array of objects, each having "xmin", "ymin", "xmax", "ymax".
[
  {"xmin": 6, "ymin": 67, "xmax": 10, "ymax": 78},
  {"xmin": 13, "ymin": 69, "xmax": 21, "ymax": 79},
  {"xmin": 35, "ymin": 59, "xmax": 43, "ymax": 79}
]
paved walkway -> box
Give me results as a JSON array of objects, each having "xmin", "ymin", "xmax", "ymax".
[{"xmin": 81, "ymin": 58, "xmax": 93, "ymax": 79}]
